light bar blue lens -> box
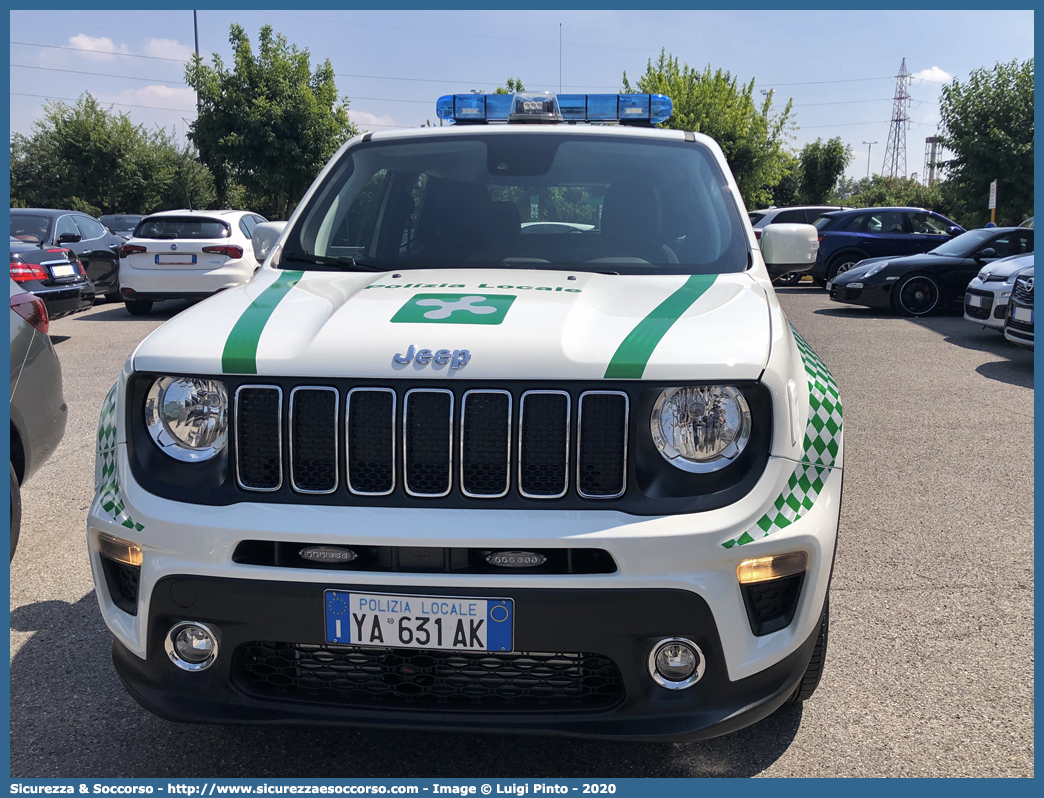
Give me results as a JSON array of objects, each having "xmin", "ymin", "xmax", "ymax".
[
  {"xmin": 618, "ymin": 94, "xmax": 651, "ymax": 120},
  {"xmin": 436, "ymin": 95, "xmax": 455, "ymax": 120},
  {"xmin": 486, "ymin": 94, "xmax": 513, "ymax": 121},
  {"xmin": 587, "ymin": 95, "xmax": 617, "ymax": 121},
  {"xmin": 454, "ymin": 94, "xmax": 486, "ymax": 120},
  {"xmin": 557, "ymin": 94, "xmax": 586, "ymax": 120},
  {"xmin": 649, "ymin": 94, "xmax": 673, "ymax": 124}
]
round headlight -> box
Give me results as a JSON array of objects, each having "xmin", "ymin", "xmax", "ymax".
[
  {"xmin": 651, "ymin": 386, "xmax": 751, "ymax": 472},
  {"xmin": 145, "ymin": 376, "xmax": 228, "ymax": 461}
]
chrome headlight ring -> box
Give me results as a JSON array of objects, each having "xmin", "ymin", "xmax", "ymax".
[
  {"xmin": 144, "ymin": 376, "xmax": 229, "ymax": 462},
  {"xmin": 650, "ymin": 386, "xmax": 752, "ymax": 473}
]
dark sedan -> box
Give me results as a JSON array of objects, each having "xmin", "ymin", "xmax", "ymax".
[
  {"xmin": 10, "ymin": 280, "xmax": 67, "ymax": 559},
  {"xmin": 99, "ymin": 214, "xmax": 145, "ymax": 240},
  {"xmin": 10, "ymin": 237, "xmax": 95, "ymax": 319},
  {"xmin": 10, "ymin": 208, "xmax": 122, "ymax": 300},
  {"xmin": 828, "ymin": 227, "xmax": 1034, "ymax": 316}
]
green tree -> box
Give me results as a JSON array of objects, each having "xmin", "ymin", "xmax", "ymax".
[
  {"xmin": 797, "ymin": 137, "xmax": 852, "ymax": 204},
  {"xmin": 623, "ymin": 50, "xmax": 794, "ymax": 208},
  {"xmin": 938, "ymin": 58, "xmax": 1034, "ymax": 227},
  {"xmin": 768, "ymin": 152, "xmax": 801, "ymax": 207},
  {"xmin": 494, "ymin": 78, "xmax": 526, "ymax": 94},
  {"xmin": 185, "ymin": 24, "xmax": 357, "ymax": 219},
  {"xmin": 829, "ymin": 175, "xmax": 950, "ymax": 220},
  {"xmin": 10, "ymin": 94, "xmax": 215, "ymax": 214}
]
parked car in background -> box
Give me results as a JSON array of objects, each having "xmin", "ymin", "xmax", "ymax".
[
  {"xmin": 10, "ymin": 280, "xmax": 67, "ymax": 560},
  {"xmin": 10, "ymin": 237, "xmax": 95, "ymax": 319},
  {"xmin": 963, "ymin": 252, "xmax": 1033, "ymax": 331},
  {"xmin": 10, "ymin": 208, "xmax": 122, "ymax": 301},
  {"xmin": 810, "ymin": 207, "xmax": 964, "ymax": 287},
  {"xmin": 118, "ymin": 209, "xmax": 268, "ymax": 315},
  {"xmin": 1004, "ymin": 267, "xmax": 1034, "ymax": 347},
  {"xmin": 99, "ymin": 214, "xmax": 146, "ymax": 240},
  {"xmin": 828, "ymin": 227, "xmax": 1033, "ymax": 316},
  {"xmin": 1019, "ymin": 217, "xmax": 1033, "ymax": 229}
]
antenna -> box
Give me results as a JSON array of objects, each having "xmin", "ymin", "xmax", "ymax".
[{"xmin": 881, "ymin": 58, "xmax": 911, "ymax": 178}]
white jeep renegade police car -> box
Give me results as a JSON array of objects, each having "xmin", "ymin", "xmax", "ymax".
[{"xmin": 88, "ymin": 91, "xmax": 842, "ymax": 740}]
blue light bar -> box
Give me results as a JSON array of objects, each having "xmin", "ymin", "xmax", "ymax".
[{"xmin": 435, "ymin": 92, "xmax": 673, "ymax": 125}]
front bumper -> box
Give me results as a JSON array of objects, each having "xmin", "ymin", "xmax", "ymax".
[
  {"xmin": 964, "ymin": 285, "xmax": 1008, "ymax": 329},
  {"xmin": 828, "ymin": 280, "xmax": 892, "ymax": 308},
  {"xmin": 113, "ymin": 576, "xmax": 822, "ymax": 741}
]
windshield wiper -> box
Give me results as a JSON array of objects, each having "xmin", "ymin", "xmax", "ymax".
[{"xmin": 282, "ymin": 251, "xmax": 387, "ymax": 272}]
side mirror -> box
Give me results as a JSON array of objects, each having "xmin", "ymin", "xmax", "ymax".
[
  {"xmin": 57, "ymin": 232, "xmax": 82, "ymax": 244},
  {"xmin": 977, "ymin": 247, "xmax": 997, "ymax": 261},
  {"xmin": 949, "ymin": 226, "xmax": 963, "ymax": 236},
  {"xmin": 760, "ymin": 223, "xmax": 820, "ymax": 277},
  {"xmin": 251, "ymin": 221, "xmax": 287, "ymax": 264}
]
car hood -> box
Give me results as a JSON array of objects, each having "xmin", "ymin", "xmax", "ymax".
[
  {"xmin": 133, "ymin": 268, "xmax": 773, "ymax": 381},
  {"xmin": 978, "ymin": 254, "xmax": 1034, "ymax": 280}
]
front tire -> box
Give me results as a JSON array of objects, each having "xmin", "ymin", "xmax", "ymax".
[
  {"xmin": 892, "ymin": 273, "xmax": 942, "ymax": 316},
  {"xmin": 124, "ymin": 298, "xmax": 153, "ymax": 316},
  {"xmin": 788, "ymin": 596, "xmax": 829, "ymax": 703},
  {"xmin": 10, "ymin": 463, "xmax": 21, "ymax": 561}
]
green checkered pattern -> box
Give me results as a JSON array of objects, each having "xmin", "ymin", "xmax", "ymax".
[
  {"xmin": 96, "ymin": 383, "xmax": 144, "ymax": 532},
  {"xmin": 722, "ymin": 326, "xmax": 842, "ymax": 549}
]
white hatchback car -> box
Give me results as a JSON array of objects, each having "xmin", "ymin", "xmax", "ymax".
[
  {"xmin": 964, "ymin": 252, "xmax": 1034, "ymax": 331},
  {"xmin": 118, "ymin": 210, "xmax": 267, "ymax": 315}
]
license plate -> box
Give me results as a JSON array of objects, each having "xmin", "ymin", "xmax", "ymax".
[
  {"xmin": 825, "ymin": 281, "xmax": 833, "ymax": 291},
  {"xmin": 1013, "ymin": 307, "xmax": 1033, "ymax": 323},
  {"xmin": 324, "ymin": 591, "xmax": 514, "ymax": 652},
  {"xmin": 154, "ymin": 254, "xmax": 197, "ymax": 265},
  {"xmin": 967, "ymin": 294, "xmax": 984, "ymax": 308},
  {"xmin": 50, "ymin": 264, "xmax": 76, "ymax": 278}
]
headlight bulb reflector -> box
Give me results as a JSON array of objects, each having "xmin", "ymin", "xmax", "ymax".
[
  {"xmin": 651, "ymin": 386, "xmax": 751, "ymax": 472},
  {"xmin": 145, "ymin": 376, "xmax": 228, "ymax": 461}
]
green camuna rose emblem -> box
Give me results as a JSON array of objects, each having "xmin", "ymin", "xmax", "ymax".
[{"xmin": 391, "ymin": 294, "xmax": 516, "ymax": 325}]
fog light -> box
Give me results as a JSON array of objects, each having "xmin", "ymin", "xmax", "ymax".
[
  {"xmin": 165, "ymin": 621, "xmax": 219, "ymax": 671},
  {"xmin": 649, "ymin": 638, "xmax": 704, "ymax": 690},
  {"xmin": 737, "ymin": 551, "xmax": 807, "ymax": 584}
]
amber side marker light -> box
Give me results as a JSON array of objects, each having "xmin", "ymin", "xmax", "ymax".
[
  {"xmin": 97, "ymin": 531, "xmax": 143, "ymax": 566},
  {"xmin": 736, "ymin": 551, "xmax": 807, "ymax": 584}
]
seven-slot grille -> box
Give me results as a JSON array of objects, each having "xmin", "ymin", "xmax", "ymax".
[{"xmin": 233, "ymin": 386, "xmax": 629, "ymax": 501}]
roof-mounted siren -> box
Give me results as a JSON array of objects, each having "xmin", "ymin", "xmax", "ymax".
[{"xmin": 436, "ymin": 92, "xmax": 673, "ymax": 126}]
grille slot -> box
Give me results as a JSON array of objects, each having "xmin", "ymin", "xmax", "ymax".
[
  {"xmin": 461, "ymin": 390, "xmax": 511, "ymax": 498},
  {"xmin": 518, "ymin": 391, "xmax": 570, "ymax": 498},
  {"xmin": 577, "ymin": 392, "xmax": 629, "ymax": 498},
  {"xmin": 235, "ymin": 386, "xmax": 283, "ymax": 491},
  {"xmin": 346, "ymin": 388, "xmax": 396, "ymax": 496},
  {"xmin": 289, "ymin": 387, "xmax": 339, "ymax": 494},
  {"xmin": 232, "ymin": 644, "xmax": 625, "ymax": 713},
  {"xmin": 404, "ymin": 389, "xmax": 453, "ymax": 497}
]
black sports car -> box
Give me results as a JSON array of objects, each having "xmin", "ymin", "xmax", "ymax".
[
  {"xmin": 828, "ymin": 227, "xmax": 1034, "ymax": 316},
  {"xmin": 10, "ymin": 208, "xmax": 122, "ymax": 299},
  {"xmin": 9, "ymin": 237, "xmax": 95, "ymax": 319}
]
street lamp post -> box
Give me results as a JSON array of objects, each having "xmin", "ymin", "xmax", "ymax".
[{"xmin": 862, "ymin": 141, "xmax": 878, "ymax": 179}]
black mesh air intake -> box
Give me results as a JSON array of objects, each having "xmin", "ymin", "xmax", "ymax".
[
  {"xmin": 519, "ymin": 392, "xmax": 569, "ymax": 497},
  {"xmin": 233, "ymin": 644, "xmax": 625, "ymax": 712},
  {"xmin": 347, "ymin": 389, "xmax": 395, "ymax": 495},
  {"xmin": 461, "ymin": 391, "xmax": 511, "ymax": 497},
  {"xmin": 100, "ymin": 555, "xmax": 139, "ymax": 615},
  {"xmin": 741, "ymin": 574, "xmax": 804, "ymax": 636},
  {"xmin": 290, "ymin": 388, "xmax": 338, "ymax": 493},
  {"xmin": 235, "ymin": 387, "xmax": 282, "ymax": 490},
  {"xmin": 404, "ymin": 390, "xmax": 452, "ymax": 496},
  {"xmin": 577, "ymin": 392, "xmax": 628, "ymax": 498}
]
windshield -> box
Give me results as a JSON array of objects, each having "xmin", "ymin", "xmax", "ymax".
[
  {"xmin": 929, "ymin": 229, "xmax": 998, "ymax": 257},
  {"xmin": 102, "ymin": 215, "xmax": 144, "ymax": 229},
  {"xmin": 280, "ymin": 132, "xmax": 748, "ymax": 276},
  {"xmin": 133, "ymin": 216, "xmax": 230, "ymax": 240},
  {"xmin": 10, "ymin": 215, "xmax": 51, "ymax": 243}
]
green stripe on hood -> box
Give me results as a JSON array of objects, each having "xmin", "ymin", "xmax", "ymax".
[
  {"xmin": 604, "ymin": 274, "xmax": 717, "ymax": 379},
  {"xmin": 221, "ymin": 271, "xmax": 304, "ymax": 374}
]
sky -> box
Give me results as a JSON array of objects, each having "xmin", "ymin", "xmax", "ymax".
[{"xmin": 8, "ymin": 8, "xmax": 1035, "ymax": 181}]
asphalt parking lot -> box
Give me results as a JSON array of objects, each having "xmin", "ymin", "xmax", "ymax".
[{"xmin": 9, "ymin": 287, "xmax": 1034, "ymax": 778}]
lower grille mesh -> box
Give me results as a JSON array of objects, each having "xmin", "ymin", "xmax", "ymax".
[{"xmin": 233, "ymin": 643, "xmax": 625, "ymax": 713}]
